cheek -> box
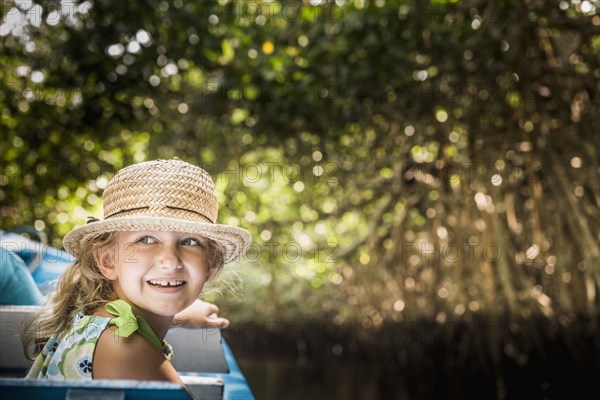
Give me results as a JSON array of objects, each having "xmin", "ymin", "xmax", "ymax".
[
  {"xmin": 192, "ymin": 268, "xmax": 209, "ymax": 285},
  {"xmin": 184, "ymin": 253, "xmax": 210, "ymax": 276},
  {"xmin": 188, "ymin": 265, "xmax": 210, "ymax": 289},
  {"xmin": 114, "ymin": 264, "xmax": 147, "ymax": 287}
]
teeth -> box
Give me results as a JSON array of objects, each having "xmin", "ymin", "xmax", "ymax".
[{"xmin": 148, "ymin": 280, "xmax": 185, "ymax": 287}]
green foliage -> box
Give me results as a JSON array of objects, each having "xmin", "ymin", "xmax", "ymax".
[{"xmin": 1, "ymin": 1, "xmax": 599, "ymax": 353}]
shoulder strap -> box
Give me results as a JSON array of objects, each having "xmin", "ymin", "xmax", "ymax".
[{"xmin": 104, "ymin": 299, "xmax": 163, "ymax": 353}]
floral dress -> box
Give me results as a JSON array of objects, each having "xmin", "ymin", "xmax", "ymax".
[{"xmin": 26, "ymin": 300, "xmax": 173, "ymax": 380}]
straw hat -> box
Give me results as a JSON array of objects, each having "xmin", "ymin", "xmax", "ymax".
[{"xmin": 63, "ymin": 158, "xmax": 251, "ymax": 264}]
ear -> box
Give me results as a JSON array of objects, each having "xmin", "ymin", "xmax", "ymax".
[{"xmin": 94, "ymin": 246, "xmax": 118, "ymax": 281}]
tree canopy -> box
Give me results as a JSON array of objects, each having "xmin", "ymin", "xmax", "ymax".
[{"xmin": 1, "ymin": 0, "xmax": 599, "ymax": 382}]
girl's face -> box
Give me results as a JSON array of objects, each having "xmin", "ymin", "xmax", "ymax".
[{"xmin": 98, "ymin": 230, "xmax": 210, "ymax": 320}]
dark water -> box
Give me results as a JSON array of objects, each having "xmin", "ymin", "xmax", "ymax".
[
  {"xmin": 233, "ymin": 354, "xmax": 598, "ymax": 400},
  {"xmin": 235, "ymin": 356, "xmax": 406, "ymax": 400},
  {"xmin": 224, "ymin": 317, "xmax": 600, "ymax": 400}
]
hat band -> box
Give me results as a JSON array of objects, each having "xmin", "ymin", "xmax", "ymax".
[
  {"xmin": 105, "ymin": 206, "xmax": 149, "ymax": 219},
  {"xmin": 105, "ymin": 205, "xmax": 214, "ymax": 223}
]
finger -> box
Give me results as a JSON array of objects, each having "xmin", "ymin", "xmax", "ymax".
[
  {"xmin": 206, "ymin": 317, "xmax": 229, "ymax": 329},
  {"xmin": 205, "ymin": 303, "xmax": 219, "ymax": 313}
]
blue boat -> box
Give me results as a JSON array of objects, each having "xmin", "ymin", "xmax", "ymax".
[{"xmin": 0, "ymin": 232, "xmax": 255, "ymax": 400}]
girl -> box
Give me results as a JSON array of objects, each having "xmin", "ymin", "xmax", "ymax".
[{"xmin": 24, "ymin": 158, "xmax": 251, "ymax": 382}]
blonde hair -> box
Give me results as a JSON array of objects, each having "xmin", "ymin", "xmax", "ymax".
[{"xmin": 23, "ymin": 232, "xmax": 225, "ymax": 360}]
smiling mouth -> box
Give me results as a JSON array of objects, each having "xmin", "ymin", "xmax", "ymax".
[{"xmin": 147, "ymin": 279, "xmax": 187, "ymax": 288}]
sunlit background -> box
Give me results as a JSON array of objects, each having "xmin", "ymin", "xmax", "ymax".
[{"xmin": 1, "ymin": 0, "xmax": 599, "ymax": 399}]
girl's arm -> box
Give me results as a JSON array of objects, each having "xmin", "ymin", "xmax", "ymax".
[
  {"xmin": 172, "ymin": 299, "xmax": 229, "ymax": 329},
  {"xmin": 93, "ymin": 325, "xmax": 183, "ymax": 383}
]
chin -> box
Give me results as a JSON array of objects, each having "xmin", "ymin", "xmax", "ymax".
[{"xmin": 154, "ymin": 303, "xmax": 188, "ymax": 317}]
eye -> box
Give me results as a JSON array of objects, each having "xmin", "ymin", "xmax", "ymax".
[
  {"xmin": 137, "ymin": 236, "xmax": 157, "ymax": 244},
  {"xmin": 181, "ymin": 237, "xmax": 204, "ymax": 247}
]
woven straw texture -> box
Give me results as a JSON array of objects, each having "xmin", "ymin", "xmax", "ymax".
[{"xmin": 63, "ymin": 159, "xmax": 251, "ymax": 264}]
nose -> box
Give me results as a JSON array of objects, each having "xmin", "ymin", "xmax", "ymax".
[{"xmin": 158, "ymin": 246, "xmax": 183, "ymax": 270}]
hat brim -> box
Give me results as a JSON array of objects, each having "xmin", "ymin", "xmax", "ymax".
[{"xmin": 63, "ymin": 217, "xmax": 251, "ymax": 264}]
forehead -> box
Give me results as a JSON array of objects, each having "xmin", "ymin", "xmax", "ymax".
[{"xmin": 114, "ymin": 231, "xmax": 208, "ymax": 242}]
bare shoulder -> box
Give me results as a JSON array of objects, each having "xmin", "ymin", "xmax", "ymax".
[{"xmin": 93, "ymin": 325, "xmax": 183, "ymax": 383}]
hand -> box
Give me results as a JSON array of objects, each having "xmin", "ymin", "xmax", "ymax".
[{"xmin": 172, "ymin": 299, "xmax": 230, "ymax": 329}]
